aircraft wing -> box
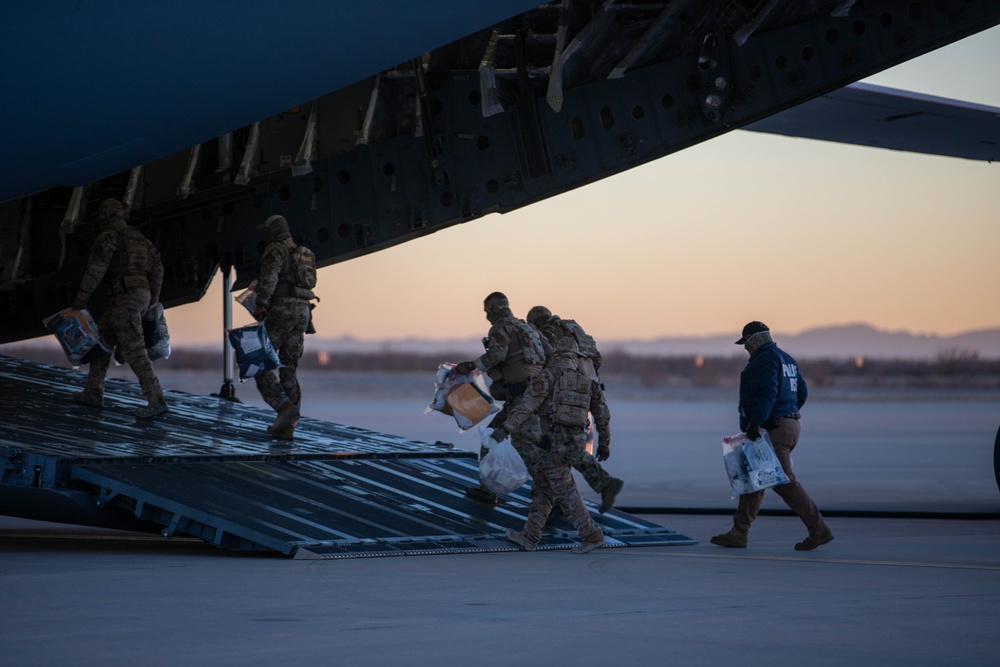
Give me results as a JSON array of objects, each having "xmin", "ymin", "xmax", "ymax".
[{"xmin": 743, "ymin": 82, "xmax": 1000, "ymax": 162}]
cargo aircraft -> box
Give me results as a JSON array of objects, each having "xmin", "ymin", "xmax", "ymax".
[
  {"xmin": 2, "ymin": 0, "xmax": 999, "ymax": 343},
  {"xmin": 1, "ymin": 1, "xmax": 998, "ymax": 552}
]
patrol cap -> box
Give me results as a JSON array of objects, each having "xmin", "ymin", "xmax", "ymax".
[
  {"xmin": 258, "ymin": 214, "xmax": 287, "ymax": 230},
  {"xmin": 735, "ymin": 321, "xmax": 769, "ymax": 345}
]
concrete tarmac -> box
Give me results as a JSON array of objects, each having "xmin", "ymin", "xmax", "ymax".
[{"xmin": 3, "ymin": 513, "xmax": 998, "ymax": 666}]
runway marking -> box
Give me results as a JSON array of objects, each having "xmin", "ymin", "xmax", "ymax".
[{"xmin": 621, "ymin": 549, "xmax": 1000, "ymax": 571}]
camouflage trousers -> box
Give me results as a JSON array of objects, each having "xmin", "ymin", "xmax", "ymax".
[
  {"xmin": 84, "ymin": 288, "xmax": 163, "ymax": 405},
  {"xmin": 541, "ymin": 421, "xmax": 613, "ymax": 493},
  {"xmin": 254, "ymin": 298, "xmax": 309, "ymax": 412},
  {"xmin": 521, "ymin": 428, "xmax": 603, "ymax": 546}
]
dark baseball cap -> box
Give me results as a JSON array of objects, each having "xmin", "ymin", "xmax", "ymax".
[{"xmin": 735, "ymin": 321, "xmax": 769, "ymax": 345}]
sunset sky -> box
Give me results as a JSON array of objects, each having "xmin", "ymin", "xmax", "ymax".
[{"xmin": 168, "ymin": 26, "xmax": 1000, "ymax": 346}]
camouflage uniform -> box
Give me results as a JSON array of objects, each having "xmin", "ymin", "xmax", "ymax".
[
  {"xmin": 499, "ymin": 351, "xmax": 609, "ymax": 550},
  {"xmin": 528, "ymin": 307, "xmax": 621, "ymax": 506},
  {"xmin": 460, "ymin": 295, "xmax": 548, "ymax": 482},
  {"xmin": 253, "ymin": 215, "xmax": 314, "ymax": 437},
  {"xmin": 72, "ymin": 199, "xmax": 166, "ymax": 418}
]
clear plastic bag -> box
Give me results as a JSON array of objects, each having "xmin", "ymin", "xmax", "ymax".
[
  {"xmin": 113, "ymin": 303, "xmax": 171, "ymax": 365},
  {"xmin": 722, "ymin": 431, "xmax": 790, "ymax": 496},
  {"xmin": 235, "ymin": 280, "xmax": 258, "ymax": 317},
  {"xmin": 227, "ymin": 322, "xmax": 280, "ymax": 380},
  {"xmin": 144, "ymin": 303, "xmax": 171, "ymax": 361},
  {"xmin": 425, "ymin": 362, "xmax": 499, "ymax": 432},
  {"xmin": 42, "ymin": 307, "xmax": 111, "ymax": 368},
  {"xmin": 478, "ymin": 424, "xmax": 529, "ymax": 495}
]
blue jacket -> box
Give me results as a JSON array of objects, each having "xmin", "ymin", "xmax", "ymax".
[{"xmin": 738, "ymin": 341, "xmax": 807, "ymax": 431}]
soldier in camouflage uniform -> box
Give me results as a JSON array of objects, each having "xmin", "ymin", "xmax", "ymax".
[
  {"xmin": 489, "ymin": 344, "xmax": 610, "ymax": 554},
  {"xmin": 527, "ymin": 305, "xmax": 623, "ymax": 513},
  {"xmin": 71, "ymin": 198, "xmax": 168, "ymax": 419},
  {"xmin": 454, "ymin": 292, "xmax": 548, "ymax": 502},
  {"xmin": 252, "ymin": 215, "xmax": 315, "ymax": 440}
]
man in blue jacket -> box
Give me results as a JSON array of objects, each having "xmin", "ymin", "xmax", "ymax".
[{"xmin": 711, "ymin": 321, "xmax": 834, "ymax": 551}]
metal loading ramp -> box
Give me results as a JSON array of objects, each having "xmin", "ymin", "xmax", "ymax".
[{"xmin": 1, "ymin": 355, "xmax": 696, "ymax": 558}]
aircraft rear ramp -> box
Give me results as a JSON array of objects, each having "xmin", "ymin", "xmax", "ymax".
[{"xmin": 0, "ymin": 356, "xmax": 695, "ymax": 558}]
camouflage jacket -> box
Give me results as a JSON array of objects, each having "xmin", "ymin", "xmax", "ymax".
[
  {"xmin": 473, "ymin": 311, "xmax": 548, "ymax": 387},
  {"xmin": 502, "ymin": 353, "xmax": 611, "ymax": 448},
  {"xmin": 256, "ymin": 237, "xmax": 315, "ymax": 307},
  {"xmin": 76, "ymin": 222, "xmax": 163, "ymax": 304}
]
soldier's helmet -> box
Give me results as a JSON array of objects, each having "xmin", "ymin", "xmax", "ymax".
[
  {"xmin": 526, "ymin": 305, "xmax": 552, "ymax": 328},
  {"xmin": 97, "ymin": 198, "xmax": 125, "ymax": 226}
]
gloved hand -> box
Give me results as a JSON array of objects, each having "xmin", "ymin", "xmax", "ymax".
[
  {"xmin": 71, "ymin": 298, "xmax": 87, "ymax": 311},
  {"xmin": 253, "ymin": 305, "xmax": 267, "ymax": 322},
  {"xmin": 597, "ymin": 443, "xmax": 610, "ymax": 462},
  {"xmin": 454, "ymin": 361, "xmax": 475, "ymax": 375},
  {"xmin": 745, "ymin": 422, "xmax": 761, "ymax": 441},
  {"xmin": 490, "ymin": 427, "xmax": 508, "ymax": 443}
]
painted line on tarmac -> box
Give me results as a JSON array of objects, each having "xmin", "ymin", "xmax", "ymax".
[{"xmin": 622, "ymin": 549, "xmax": 1000, "ymax": 571}]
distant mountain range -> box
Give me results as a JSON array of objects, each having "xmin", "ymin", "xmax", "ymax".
[
  {"xmin": 6, "ymin": 323, "xmax": 997, "ymax": 361},
  {"xmin": 310, "ymin": 324, "xmax": 1000, "ymax": 360}
]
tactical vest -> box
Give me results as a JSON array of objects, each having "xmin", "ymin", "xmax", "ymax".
[
  {"xmin": 274, "ymin": 239, "xmax": 317, "ymax": 299},
  {"xmin": 111, "ymin": 228, "xmax": 153, "ymax": 292},
  {"xmin": 507, "ymin": 318, "xmax": 546, "ymax": 366},
  {"xmin": 561, "ymin": 319, "xmax": 599, "ymax": 364},
  {"xmin": 550, "ymin": 364, "xmax": 592, "ymax": 428}
]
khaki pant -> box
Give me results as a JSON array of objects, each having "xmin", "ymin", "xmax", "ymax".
[{"xmin": 732, "ymin": 417, "xmax": 829, "ymax": 537}]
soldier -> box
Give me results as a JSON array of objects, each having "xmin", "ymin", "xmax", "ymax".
[
  {"xmin": 527, "ymin": 305, "xmax": 623, "ymax": 513},
  {"xmin": 71, "ymin": 198, "xmax": 168, "ymax": 419},
  {"xmin": 489, "ymin": 341, "xmax": 610, "ymax": 554},
  {"xmin": 252, "ymin": 214, "xmax": 317, "ymax": 440},
  {"xmin": 454, "ymin": 292, "xmax": 548, "ymax": 503}
]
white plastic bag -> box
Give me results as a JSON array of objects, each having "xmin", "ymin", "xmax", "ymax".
[
  {"xmin": 425, "ymin": 362, "xmax": 499, "ymax": 432},
  {"xmin": 478, "ymin": 425, "xmax": 529, "ymax": 495},
  {"xmin": 722, "ymin": 430, "xmax": 790, "ymax": 496}
]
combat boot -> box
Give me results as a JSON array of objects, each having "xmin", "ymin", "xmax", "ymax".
[
  {"xmin": 136, "ymin": 400, "xmax": 169, "ymax": 419},
  {"xmin": 270, "ymin": 422, "xmax": 296, "ymax": 441},
  {"xmin": 506, "ymin": 528, "xmax": 536, "ymax": 551},
  {"xmin": 599, "ymin": 477, "xmax": 624, "ymax": 514},
  {"xmin": 571, "ymin": 536, "xmax": 605, "ymax": 554},
  {"xmin": 710, "ymin": 530, "xmax": 748, "ymax": 548},
  {"xmin": 271, "ymin": 400, "xmax": 300, "ymax": 433},
  {"xmin": 72, "ymin": 390, "xmax": 103, "ymax": 407},
  {"xmin": 465, "ymin": 486, "xmax": 499, "ymax": 505}
]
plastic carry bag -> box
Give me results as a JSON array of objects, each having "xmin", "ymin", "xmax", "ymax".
[
  {"xmin": 478, "ymin": 424, "xmax": 529, "ymax": 495},
  {"xmin": 235, "ymin": 280, "xmax": 259, "ymax": 317},
  {"xmin": 425, "ymin": 362, "xmax": 499, "ymax": 432},
  {"xmin": 228, "ymin": 322, "xmax": 280, "ymax": 380},
  {"xmin": 42, "ymin": 307, "xmax": 111, "ymax": 368},
  {"xmin": 112, "ymin": 303, "xmax": 171, "ymax": 364},
  {"xmin": 722, "ymin": 431, "xmax": 790, "ymax": 496}
]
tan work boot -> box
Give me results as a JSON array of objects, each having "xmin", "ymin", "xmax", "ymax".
[
  {"xmin": 710, "ymin": 530, "xmax": 748, "ymax": 548},
  {"xmin": 571, "ymin": 536, "xmax": 605, "ymax": 554},
  {"xmin": 599, "ymin": 477, "xmax": 624, "ymax": 514},
  {"xmin": 794, "ymin": 528, "xmax": 834, "ymax": 551},
  {"xmin": 506, "ymin": 528, "xmax": 536, "ymax": 551}
]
